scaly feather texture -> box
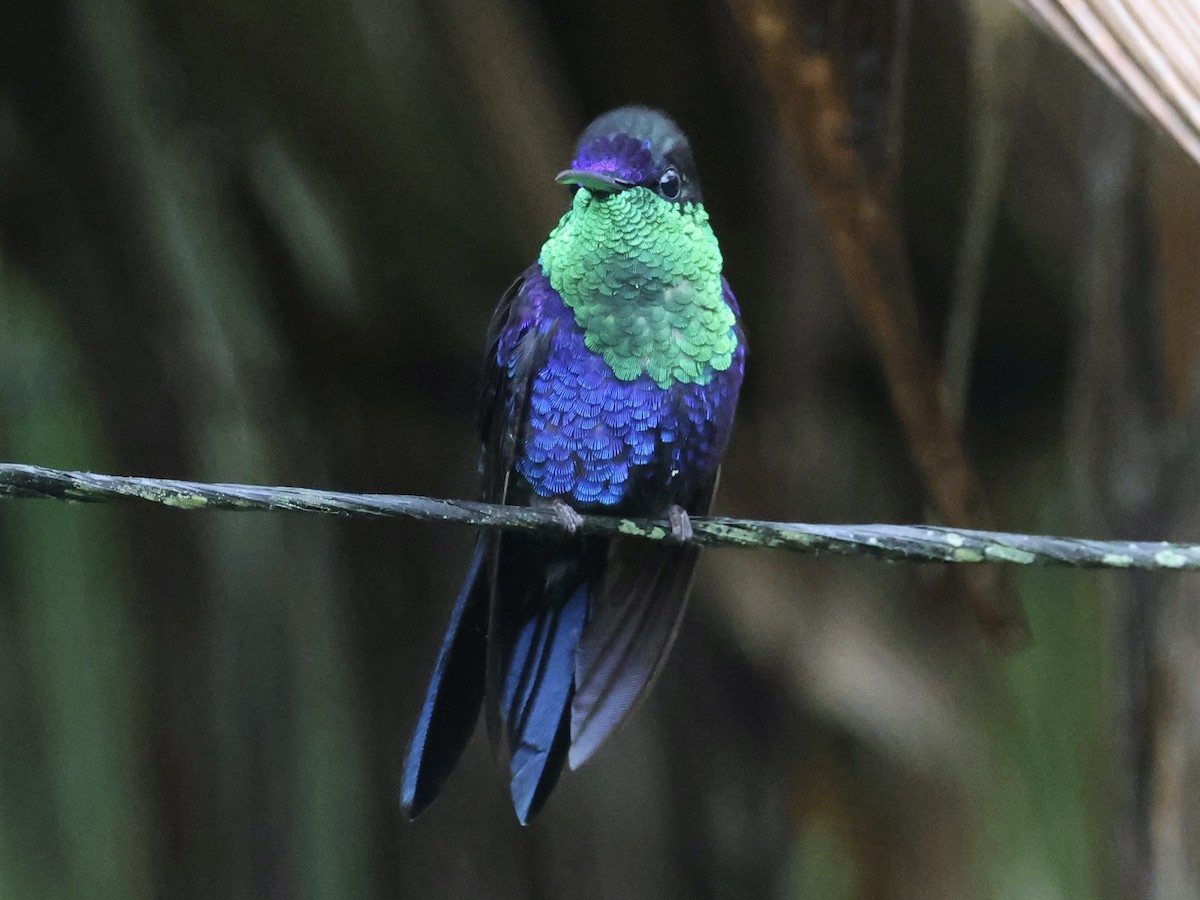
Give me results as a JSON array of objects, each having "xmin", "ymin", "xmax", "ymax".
[
  {"xmin": 541, "ymin": 189, "xmax": 737, "ymax": 387},
  {"xmin": 402, "ymin": 106, "xmax": 745, "ymax": 823}
]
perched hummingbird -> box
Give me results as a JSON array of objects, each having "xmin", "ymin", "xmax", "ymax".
[{"xmin": 401, "ymin": 107, "xmax": 745, "ymax": 824}]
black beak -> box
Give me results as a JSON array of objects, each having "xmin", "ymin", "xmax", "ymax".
[{"xmin": 555, "ymin": 169, "xmax": 634, "ymax": 194}]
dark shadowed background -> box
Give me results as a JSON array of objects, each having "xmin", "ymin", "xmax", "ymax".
[{"xmin": 1, "ymin": 0, "xmax": 1198, "ymax": 897}]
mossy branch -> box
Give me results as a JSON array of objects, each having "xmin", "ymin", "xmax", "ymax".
[{"xmin": 2, "ymin": 464, "xmax": 1199, "ymax": 571}]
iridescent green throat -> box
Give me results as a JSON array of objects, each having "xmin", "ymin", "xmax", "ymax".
[{"xmin": 538, "ymin": 188, "xmax": 737, "ymax": 388}]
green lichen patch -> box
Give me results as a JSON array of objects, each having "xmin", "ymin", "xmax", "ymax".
[
  {"xmin": 983, "ymin": 544, "xmax": 1036, "ymax": 565},
  {"xmin": 1153, "ymin": 549, "xmax": 1191, "ymax": 569}
]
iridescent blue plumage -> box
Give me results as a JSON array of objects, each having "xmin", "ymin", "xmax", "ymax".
[
  {"xmin": 401, "ymin": 106, "xmax": 745, "ymax": 824},
  {"xmin": 511, "ymin": 270, "xmax": 743, "ymax": 508}
]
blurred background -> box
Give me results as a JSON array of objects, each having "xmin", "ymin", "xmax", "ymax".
[{"xmin": 1, "ymin": 0, "xmax": 1199, "ymax": 897}]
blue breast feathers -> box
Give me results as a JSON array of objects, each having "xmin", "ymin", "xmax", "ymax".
[{"xmin": 503, "ymin": 272, "xmax": 741, "ymax": 509}]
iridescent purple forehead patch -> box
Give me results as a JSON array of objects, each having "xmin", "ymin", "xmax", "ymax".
[{"xmin": 571, "ymin": 133, "xmax": 656, "ymax": 184}]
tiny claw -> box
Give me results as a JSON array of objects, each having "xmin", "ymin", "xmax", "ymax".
[
  {"xmin": 542, "ymin": 497, "xmax": 584, "ymax": 535},
  {"xmin": 666, "ymin": 505, "xmax": 693, "ymax": 543}
]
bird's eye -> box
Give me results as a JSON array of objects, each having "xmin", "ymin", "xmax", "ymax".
[{"xmin": 657, "ymin": 167, "xmax": 682, "ymax": 200}]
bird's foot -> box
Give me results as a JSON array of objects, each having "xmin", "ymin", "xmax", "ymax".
[
  {"xmin": 535, "ymin": 497, "xmax": 585, "ymax": 535},
  {"xmin": 666, "ymin": 505, "xmax": 693, "ymax": 543}
]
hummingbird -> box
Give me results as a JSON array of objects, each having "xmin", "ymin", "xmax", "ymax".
[{"xmin": 401, "ymin": 106, "xmax": 745, "ymax": 824}]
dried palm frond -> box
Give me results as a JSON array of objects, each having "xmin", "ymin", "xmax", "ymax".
[{"xmin": 1015, "ymin": 0, "xmax": 1200, "ymax": 165}]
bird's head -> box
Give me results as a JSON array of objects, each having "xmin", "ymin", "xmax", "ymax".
[
  {"xmin": 555, "ymin": 106, "xmax": 703, "ymax": 205},
  {"xmin": 538, "ymin": 106, "xmax": 731, "ymax": 389}
]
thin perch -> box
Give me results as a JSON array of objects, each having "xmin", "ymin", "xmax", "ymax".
[{"xmin": 1, "ymin": 463, "xmax": 1198, "ymax": 571}]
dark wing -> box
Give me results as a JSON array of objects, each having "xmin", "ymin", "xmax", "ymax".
[
  {"xmin": 476, "ymin": 268, "xmax": 560, "ymax": 751},
  {"xmin": 568, "ymin": 472, "xmax": 720, "ymax": 768},
  {"xmin": 478, "ymin": 267, "xmax": 547, "ymax": 506},
  {"xmin": 399, "ymin": 268, "xmax": 557, "ymax": 818}
]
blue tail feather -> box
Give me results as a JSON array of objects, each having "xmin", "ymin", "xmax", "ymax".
[
  {"xmin": 505, "ymin": 580, "xmax": 588, "ymax": 824},
  {"xmin": 400, "ymin": 540, "xmax": 488, "ymax": 819}
]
